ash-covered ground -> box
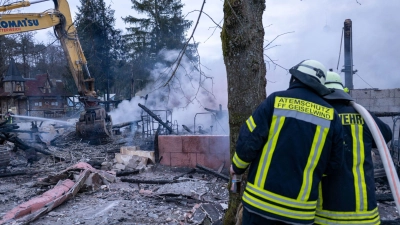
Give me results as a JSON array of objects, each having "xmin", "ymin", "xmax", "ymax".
[
  {"xmin": 0, "ymin": 124, "xmax": 228, "ymax": 225},
  {"xmin": 0, "ymin": 122, "xmax": 399, "ymax": 224}
]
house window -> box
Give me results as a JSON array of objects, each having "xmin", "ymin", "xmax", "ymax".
[
  {"xmin": 15, "ymin": 82, "xmax": 22, "ymax": 92},
  {"xmin": 39, "ymin": 102, "xmax": 42, "ymax": 106},
  {"xmin": 51, "ymin": 102, "xmax": 59, "ymax": 106}
]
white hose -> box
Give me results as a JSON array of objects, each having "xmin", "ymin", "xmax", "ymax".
[{"xmin": 350, "ymin": 101, "xmax": 400, "ymax": 215}]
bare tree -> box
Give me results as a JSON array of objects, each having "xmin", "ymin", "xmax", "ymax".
[{"xmin": 221, "ymin": 0, "xmax": 266, "ymax": 224}]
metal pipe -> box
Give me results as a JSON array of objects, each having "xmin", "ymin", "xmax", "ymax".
[{"xmin": 342, "ymin": 19, "xmax": 354, "ymax": 90}]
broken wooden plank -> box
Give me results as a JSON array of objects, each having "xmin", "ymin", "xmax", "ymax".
[
  {"xmin": 120, "ymin": 178, "xmax": 177, "ymax": 184},
  {"xmin": 196, "ymin": 164, "xmax": 229, "ymax": 181},
  {"xmin": 0, "ymin": 179, "xmax": 76, "ymax": 224},
  {"xmin": 13, "ymin": 170, "xmax": 90, "ymax": 225}
]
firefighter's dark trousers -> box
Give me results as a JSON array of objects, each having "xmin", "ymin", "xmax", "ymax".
[{"xmin": 242, "ymin": 207, "xmax": 291, "ymax": 225}]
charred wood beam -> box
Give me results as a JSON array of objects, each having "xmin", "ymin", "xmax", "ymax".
[
  {"xmin": 196, "ymin": 164, "xmax": 229, "ymax": 181},
  {"xmin": 120, "ymin": 178, "xmax": 177, "ymax": 184},
  {"xmin": 182, "ymin": 125, "xmax": 193, "ymax": 133},
  {"xmin": 0, "ymin": 133, "xmax": 61, "ymax": 160},
  {"xmin": 376, "ymin": 193, "xmax": 394, "ymax": 202},
  {"xmin": 381, "ymin": 220, "xmax": 400, "ymax": 225},
  {"xmin": 154, "ymin": 126, "xmax": 161, "ymax": 163},
  {"xmin": 116, "ymin": 170, "xmax": 139, "ymax": 177},
  {"xmin": 112, "ymin": 120, "xmax": 141, "ymax": 129},
  {"xmin": 0, "ymin": 171, "xmax": 27, "ymax": 178},
  {"xmin": 138, "ymin": 103, "xmax": 174, "ymax": 134},
  {"xmin": 372, "ymin": 112, "xmax": 400, "ymax": 117},
  {"xmin": 173, "ymin": 168, "xmax": 196, "ymax": 180}
]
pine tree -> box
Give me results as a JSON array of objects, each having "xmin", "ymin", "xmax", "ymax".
[
  {"xmin": 123, "ymin": 0, "xmax": 196, "ymax": 90},
  {"xmin": 75, "ymin": 0, "xmax": 123, "ymax": 96}
]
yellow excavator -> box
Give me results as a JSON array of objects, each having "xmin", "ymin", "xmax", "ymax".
[{"xmin": 0, "ymin": 0, "xmax": 113, "ymax": 139}]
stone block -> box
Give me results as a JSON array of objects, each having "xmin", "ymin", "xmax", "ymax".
[
  {"xmin": 371, "ymin": 89, "xmax": 390, "ymax": 99},
  {"xmin": 159, "ymin": 152, "xmax": 171, "ymax": 166},
  {"xmin": 115, "ymin": 153, "xmax": 132, "ymax": 165},
  {"xmin": 388, "ymin": 105, "xmax": 400, "ymax": 113},
  {"xmin": 355, "ymin": 98, "xmax": 371, "ymax": 108},
  {"xmin": 395, "ymin": 89, "xmax": 400, "ymax": 98},
  {"xmin": 369, "ymin": 105, "xmax": 389, "ymax": 113},
  {"xmin": 118, "ymin": 149, "xmax": 155, "ymax": 163},
  {"xmin": 120, "ymin": 146, "xmax": 138, "ymax": 153},
  {"xmin": 390, "ymin": 89, "xmax": 396, "ymax": 98},
  {"xmin": 197, "ymin": 152, "xmax": 230, "ymax": 170},
  {"xmin": 182, "ymin": 136, "xmax": 209, "ymax": 153},
  {"xmin": 371, "ymin": 98, "xmax": 391, "ymax": 107},
  {"xmin": 158, "ymin": 135, "xmax": 182, "ymax": 153},
  {"xmin": 209, "ymin": 135, "xmax": 230, "ymax": 154},
  {"xmin": 170, "ymin": 153, "xmax": 197, "ymax": 167},
  {"xmin": 350, "ymin": 89, "xmax": 370, "ymax": 99},
  {"xmin": 395, "ymin": 98, "xmax": 400, "ymax": 106}
]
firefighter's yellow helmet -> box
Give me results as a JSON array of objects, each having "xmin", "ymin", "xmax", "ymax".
[
  {"xmin": 325, "ymin": 71, "xmax": 344, "ymax": 90},
  {"xmin": 291, "ymin": 60, "xmax": 327, "ymax": 84}
]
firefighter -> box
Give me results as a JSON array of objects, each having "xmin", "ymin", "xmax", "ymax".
[
  {"xmin": 315, "ymin": 71, "xmax": 392, "ymax": 225},
  {"xmin": 230, "ymin": 60, "xmax": 344, "ymax": 225},
  {"xmin": 4, "ymin": 109, "xmax": 14, "ymax": 124}
]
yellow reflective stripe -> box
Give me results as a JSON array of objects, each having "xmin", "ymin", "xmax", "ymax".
[
  {"xmin": 314, "ymin": 215, "xmax": 380, "ymax": 225},
  {"xmin": 255, "ymin": 115, "xmax": 285, "ymax": 188},
  {"xmin": 243, "ymin": 191, "xmax": 315, "ymax": 220},
  {"xmin": 316, "ymin": 207, "xmax": 379, "ymax": 219},
  {"xmin": 317, "ymin": 182, "xmax": 323, "ymax": 209},
  {"xmin": 315, "ymin": 207, "xmax": 380, "ymax": 225},
  {"xmin": 246, "ymin": 182, "xmax": 316, "ymax": 209},
  {"xmin": 246, "ymin": 116, "xmax": 256, "ymax": 132},
  {"xmin": 298, "ymin": 126, "xmax": 328, "ymax": 201},
  {"xmin": 358, "ymin": 125, "xmax": 368, "ymax": 211},
  {"xmin": 233, "ymin": 152, "xmax": 250, "ymax": 169},
  {"xmin": 351, "ymin": 124, "xmax": 368, "ymax": 211}
]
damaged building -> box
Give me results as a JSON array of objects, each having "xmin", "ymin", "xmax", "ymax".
[{"xmin": 0, "ymin": 58, "xmax": 72, "ymax": 118}]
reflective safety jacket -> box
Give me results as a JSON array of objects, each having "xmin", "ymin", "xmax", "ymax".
[
  {"xmin": 232, "ymin": 82, "xmax": 344, "ymax": 225},
  {"xmin": 315, "ymin": 100, "xmax": 392, "ymax": 225}
]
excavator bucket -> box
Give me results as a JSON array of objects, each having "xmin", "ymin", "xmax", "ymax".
[{"xmin": 76, "ymin": 108, "xmax": 113, "ymax": 139}]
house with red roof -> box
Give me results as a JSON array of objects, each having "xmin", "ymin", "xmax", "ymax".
[{"xmin": 0, "ymin": 58, "xmax": 73, "ymax": 117}]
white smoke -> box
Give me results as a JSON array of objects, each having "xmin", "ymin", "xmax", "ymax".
[{"xmin": 109, "ymin": 49, "xmax": 229, "ymax": 134}]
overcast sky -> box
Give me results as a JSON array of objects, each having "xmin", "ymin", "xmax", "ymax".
[{"xmin": 19, "ymin": 0, "xmax": 400, "ymax": 110}]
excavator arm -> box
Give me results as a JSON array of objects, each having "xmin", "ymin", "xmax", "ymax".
[
  {"xmin": 0, "ymin": 0, "xmax": 94, "ymax": 98},
  {"xmin": 0, "ymin": 0, "xmax": 112, "ymax": 139}
]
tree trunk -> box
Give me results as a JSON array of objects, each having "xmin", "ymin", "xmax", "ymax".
[{"xmin": 221, "ymin": 0, "xmax": 266, "ymax": 224}]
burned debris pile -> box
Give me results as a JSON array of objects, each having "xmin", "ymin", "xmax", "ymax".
[{"xmin": 0, "ymin": 110, "xmax": 229, "ymax": 225}]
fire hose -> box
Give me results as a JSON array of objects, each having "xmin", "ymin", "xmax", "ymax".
[{"xmin": 350, "ymin": 101, "xmax": 400, "ymax": 215}]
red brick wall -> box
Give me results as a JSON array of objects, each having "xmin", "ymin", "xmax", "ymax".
[{"xmin": 158, "ymin": 135, "xmax": 230, "ymax": 170}]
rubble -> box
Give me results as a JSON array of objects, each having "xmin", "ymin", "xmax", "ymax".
[
  {"xmin": 0, "ymin": 122, "xmax": 398, "ymax": 224},
  {"xmin": 0, "ymin": 127, "xmax": 229, "ymax": 225}
]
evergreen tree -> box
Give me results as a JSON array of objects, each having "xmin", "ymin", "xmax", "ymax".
[
  {"xmin": 123, "ymin": 0, "xmax": 196, "ymax": 91},
  {"xmin": 75, "ymin": 0, "xmax": 123, "ymax": 96}
]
